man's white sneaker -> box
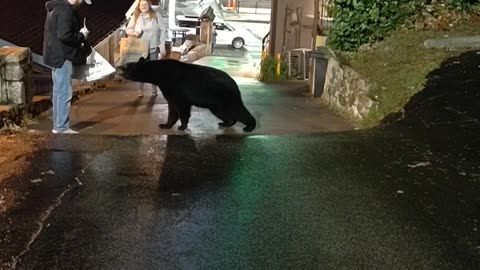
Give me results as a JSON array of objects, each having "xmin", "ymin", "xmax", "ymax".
[{"xmin": 52, "ymin": 129, "xmax": 78, "ymax": 134}]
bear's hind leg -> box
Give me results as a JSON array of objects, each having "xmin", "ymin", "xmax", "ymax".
[
  {"xmin": 236, "ymin": 104, "xmax": 256, "ymax": 132},
  {"xmin": 219, "ymin": 120, "xmax": 237, "ymax": 128},
  {"xmin": 210, "ymin": 107, "xmax": 237, "ymax": 128}
]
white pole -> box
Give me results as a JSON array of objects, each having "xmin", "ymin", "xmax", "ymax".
[
  {"xmin": 126, "ymin": 0, "xmax": 139, "ymax": 19},
  {"xmin": 169, "ymin": 0, "xmax": 176, "ymax": 30}
]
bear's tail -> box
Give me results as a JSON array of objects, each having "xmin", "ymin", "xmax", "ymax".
[{"xmin": 238, "ymin": 105, "xmax": 256, "ymax": 132}]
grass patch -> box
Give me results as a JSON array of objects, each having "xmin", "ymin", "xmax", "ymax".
[
  {"xmin": 345, "ymin": 15, "xmax": 480, "ymax": 128},
  {"xmin": 0, "ymin": 133, "xmax": 45, "ymax": 214}
]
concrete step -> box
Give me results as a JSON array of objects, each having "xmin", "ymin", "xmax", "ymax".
[{"xmin": 424, "ymin": 36, "xmax": 480, "ymax": 49}]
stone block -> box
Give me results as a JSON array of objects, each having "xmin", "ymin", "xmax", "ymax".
[
  {"xmin": 5, "ymin": 63, "xmax": 25, "ymax": 81},
  {"xmin": 0, "ymin": 82, "xmax": 7, "ymax": 104},
  {"xmin": 338, "ymin": 94, "xmax": 348, "ymax": 107},
  {"xmin": 24, "ymin": 69, "xmax": 35, "ymax": 103},
  {"xmin": 321, "ymin": 85, "xmax": 331, "ymax": 103},
  {"xmin": 347, "ymin": 93, "xmax": 356, "ymax": 107},
  {"xmin": 6, "ymin": 81, "xmax": 26, "ymax": 104},
  {"xmin": 347, "ymin": 78, "xmax": 356, "ymax": 93},
  {"xmin": 0, "ymin": 47, "xmax": 30, "ymax": 63},
  {"xmin": 357, "ymin": 95, "xmax": 374, "ymax": 117},
  {"xmin": 357, "ymin": 79, "xmax": 367, "ymax": 93},
  {"xmin": 0, "ymin": 63, "xmax": 6, "ymax": 104},
  {"xmin": 351, "ymin": 105, "xmax": 360, "ymax": 119}
]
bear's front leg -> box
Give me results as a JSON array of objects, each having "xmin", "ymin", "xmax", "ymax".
[
  {"xmin": 177, "ymin": 104, "xmax": 192, "ymax": 131},
  {"xmin": 159, "ymin": 102, "xmax": 179, "ymax": 129}
]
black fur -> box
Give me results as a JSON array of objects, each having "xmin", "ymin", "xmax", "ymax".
[{"xmin": 117, "ymin": 58, "xmax": 256, "ymax": 132}]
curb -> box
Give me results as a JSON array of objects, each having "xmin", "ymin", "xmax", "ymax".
[
  {"xmin": 213, "ymin": 0, "xmax": 270, "ymax": 24},
  {"xmin": 223, "ymin": 19, "xmax": 270, "ymax": 24},
  {"xmin": 0, "ymin": 83, "xmax": 103, "ymax": 131}
]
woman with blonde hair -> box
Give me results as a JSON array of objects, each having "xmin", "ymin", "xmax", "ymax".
[{"xmin": 126, "ymin": 0, "xmax": 167, "ymax": 96}]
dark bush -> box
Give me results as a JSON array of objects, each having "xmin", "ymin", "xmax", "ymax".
[{"xmin": 328, "ymin": 0, "xmax": 476, "ymax": 51}]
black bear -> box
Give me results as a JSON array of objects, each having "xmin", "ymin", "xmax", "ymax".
[{"xmin": 117, "ymin": 58, "xmax": 256, "ymax": 132}]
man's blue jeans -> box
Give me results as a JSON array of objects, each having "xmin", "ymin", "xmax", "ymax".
[{"xmin": 51, "ymin": 60, "xmax": 73, "ymax": 132}]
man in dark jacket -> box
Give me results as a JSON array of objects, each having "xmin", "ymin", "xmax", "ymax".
[{"xmin": 43, "ymin": 0, "xmax": 92, "ymax": 134}]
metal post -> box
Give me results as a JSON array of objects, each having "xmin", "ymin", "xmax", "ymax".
[
  {"xmin": 312, "ymin": 0, "xmax": 320, "ymax": 49},
  {"xmin": 296, "ymin": 7, "xmax": 302, "ymax": 48},
  {"xmin": 309, "ymin": 0, "xmax": 320, "ymax": 85},
  {"xmin": 269, "ymin": 0, "xmax": 278, "ymax": 57},
  {"xmin": 281, "ymin": 6, "xmax": 288, "ymax": 53},
  {"xmin": 276, "ymin": 53, "xmax": 281, "ymax": 76},
  {"xmin": 286, "ymin": 51, "xmax": 291, "ymax": 77},
  {"xmin": 168, "ymin": 0, "xmax": 176, "ymax": 34}
]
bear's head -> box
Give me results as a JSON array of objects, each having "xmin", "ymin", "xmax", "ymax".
[{"xmin": 116, "ymin": 57, "xmax": 149, "ymax": 82}]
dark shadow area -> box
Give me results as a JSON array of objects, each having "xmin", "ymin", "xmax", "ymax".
[
  {"xmin": 375, "ymin": 50, "xmax": 480, "ymax": 263},
  {"xmin": 157, "ymin": 135, "xmax": 246, "ymax": 195},
  {"xmin": 384, "ymin": 50, "xmax": 480, "ymax": 151}
]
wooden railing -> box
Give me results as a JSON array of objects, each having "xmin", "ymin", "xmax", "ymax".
[{"xmin": 93, "ymin": 23, "xmax": 126, "ymax": 65}]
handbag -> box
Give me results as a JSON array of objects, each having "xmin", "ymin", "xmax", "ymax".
[
  {"xmin": 118, "ymin": 15, "xmax": 150, "ymax": 65},
  {"xmin": 119, "ymin": 37, "xmax": 150, "ymax": 65}
]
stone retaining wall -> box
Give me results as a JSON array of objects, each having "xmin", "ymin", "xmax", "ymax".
[
  {"xmin": 0, "ymin": 47, "xmax": 35, "ymax": 105},
  {"xmin": 322, "ymin": 49, "xmax": 378, "ymax": 120}
]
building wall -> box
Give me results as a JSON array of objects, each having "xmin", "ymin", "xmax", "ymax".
[
  {"xmin": 270, "ymin": 0, "xmax": 331, "ymax": 55},
  {"xmin": 270, "ymin": 0, "xmax": 314, "ymax": 55}
]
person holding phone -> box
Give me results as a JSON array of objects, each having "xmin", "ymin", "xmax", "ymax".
[{"xmin": 43, "ymin": 0, "xmax": 92, "ymax": 134}]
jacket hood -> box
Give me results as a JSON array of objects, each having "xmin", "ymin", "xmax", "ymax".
[{"xmin": 45, "ymin": 0, "xmax": 68, "ymax": 12}]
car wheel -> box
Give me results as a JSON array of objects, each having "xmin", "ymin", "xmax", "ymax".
[{"xmin": 232, "ymin": 38, "xmax": 245, "ymax": 49}]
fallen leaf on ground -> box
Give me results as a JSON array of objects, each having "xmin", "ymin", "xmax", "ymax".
[
  {"xmin": 408, "ymin": 162, "xmax": 431, "ymax": 168},
  {"xmin": 41, "ymin": 170, "xmax": 55, "ymax": 176}
]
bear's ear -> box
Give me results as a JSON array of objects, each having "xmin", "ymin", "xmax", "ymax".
[{"xmin": 138, "ymin": 57, "xmax": 146, "ymax": 63}]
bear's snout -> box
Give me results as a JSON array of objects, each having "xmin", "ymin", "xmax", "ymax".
[{"xmin": 115, "ymin": 67, "xmax": 125, "ymax": 76}]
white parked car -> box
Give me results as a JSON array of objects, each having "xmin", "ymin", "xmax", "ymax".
[{"xmin": 175, "ymin": 15, "xmax": 248, "ymax": 49}]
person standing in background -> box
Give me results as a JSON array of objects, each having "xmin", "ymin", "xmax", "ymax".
[{"xmin": 126, "ymin": 0, "xmax": 167, "ymax": 97}]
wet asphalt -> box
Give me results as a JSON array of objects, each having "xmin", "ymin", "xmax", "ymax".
[{"xmin": 1, "ymin": 51, "xmax": 480, "ymax": 269}]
